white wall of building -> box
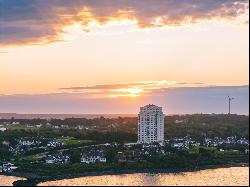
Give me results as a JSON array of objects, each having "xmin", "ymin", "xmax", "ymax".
[{"xmin": 138, "ymin": 104, "xmax": 164, "ymax": 144}]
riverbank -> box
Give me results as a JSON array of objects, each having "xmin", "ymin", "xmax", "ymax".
[{"xmin": 9, "ymin": 162, "xmax": 248, "ymax": 186}]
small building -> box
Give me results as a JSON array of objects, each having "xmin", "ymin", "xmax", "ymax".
[
  {"xmin": 81, "ymin": 151, "xmax": 106, "ymax": 164},
  {"xmin": 2, "ymin": 141, "xmax": 10, "ymax": 146},
  {"xmin": 9, "ymin": 145, "xmax": 28, "ymax": 155},
  {"xmin": 1, "ymin": 163, "xmax": 18, "ymax": 173},
  {"xmin": 45, "ymin": 153, "xmax": 70, "ymax": 164},
  {"xmin": 245, "ymin": 149, "xmax": 249, "ymax": 154},
  {"xmin": 36, "ymin": 124, "xmax": 42, "ymax": 128},
  {"xmin": 174, "ymin": 120, "xmax": 184, "ymax": 124},
  {"xmin": 0, "ymin": 127, "xmax": 6, "ymax": 132},
  {"xmin": 47, "ymin": 140, "xmax": 64, "ymax": 148},
  {"xmin": 171, "ymin": 142, "xmax": 189, "ymax": 150},
  {"xmin": 12, "ymin": 122, "xmax": 20, "ymax": 125},
  {"xmin": 117, "ymin": 152, "xmax": 126, "ymax": 163},
  {"xmin": 124, "ymin": 143, "xmax": 138, "ymax": 148}
]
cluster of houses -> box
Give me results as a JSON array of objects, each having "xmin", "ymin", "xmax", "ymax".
[
  {"xmin": 1, "ymin": 132, "xmax": 249, "ymax": 169},
  {"xmin": 18, "ymin": 139, "xmax": 42, "ymax": 146},
  {"xmin": 7, "ymin": 139, "xmax": 65, "ymax": 155},
  {"xmin": 165, "ymin": 136, "xmax": 249, "ymax": 150},
  {"xmin": 84, "ymin": 143, "xmax": 165, "ymax": 163},
  {"xmin": 110, "ymin": 143, "xmax": 167, "ymax": 163},
  {"xmin": 1, "ymin": 138, "xmax": 249, "ymax": 170},
  {"xmin": 81, "ymin": 143, "xmax": 167, "ymax": 164},
  {"xmin": 170, "ymin": 137, "xmax": 200, "ymax": 150},
  {"xmin": 0, "ymin": 162, "xmax": 18, "ymax": 173},
  {"xmin": 9, "ymin": 139, "xmax": 42, "ymax": 155},
  {"xmin": 138, "ymin": 143, "xmax": 166, "ymax": 156},
  {"xmin": 43, "ymin": 137, "xmax": 249, "ymax": 165},
  {"xmin": 0, "ymin": 121, "xmax": 53, "ymax": 130},
  {"xmin": 0, "ymin": 121, "xmax": 20, "ymax": 126},
  {"xmin": 203, "ymin": 136, "xmax": 249, "ymax": 147},
  {"xmin": 44, "ymin": 149, "xmax": 107, "ymax": 165},
  {"xmin": 51, "ymin": 125, "xmax": 85, "ymax": 130},
  {"xmin": 9, "ymin": 145, "xmax": 29, "ymax": 156}
]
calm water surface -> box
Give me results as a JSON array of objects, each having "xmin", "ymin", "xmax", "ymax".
[
  {"xmin": 0, "ymin": 175, "xmax": 26, "ymax": 186},
  {"xmin": 39, "ymin": 167, "xmax": 249, "ymax": 186}
]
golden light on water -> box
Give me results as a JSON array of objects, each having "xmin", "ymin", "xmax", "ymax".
[{"xmin": 38, "ymin": 167, "xmax": 249, "ymax": 186}]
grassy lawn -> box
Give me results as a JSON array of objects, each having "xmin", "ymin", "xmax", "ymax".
[
  {"xmin": 20, "ymin": 154, "xmax": 44, "ymax": 163},
  {"xmin": 57, "ymin": 136, "xmax": 93, "ymax": 145}
]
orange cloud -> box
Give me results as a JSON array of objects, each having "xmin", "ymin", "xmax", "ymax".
[
  {"xmin": 0, "ymin": 0, "xmax": 248, "ymax": 47},
  {"xmin": 59, "ymin": 80, "xmax": 211, "ymax": 98}
]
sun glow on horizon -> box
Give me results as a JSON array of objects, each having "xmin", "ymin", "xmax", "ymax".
[
  {"xmin": 109, "ymin": 88, "xmax": 145, "ymax": 98},
  {"xmin": 0, "ymin": 3, "xmax": 248, "ymax": 96}
]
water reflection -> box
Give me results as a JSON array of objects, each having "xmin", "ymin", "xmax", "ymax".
[
  {"xmin": 39, "ymin": 167, "xmax": 249, "ymax": 186},
  {"xmin": 0, "ymin": 175, "xmax": 26, "ymax": 186}
]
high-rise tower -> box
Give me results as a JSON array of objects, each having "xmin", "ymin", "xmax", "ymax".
[{"xmin": 138, "ymin": 104, "xmax": 164, "ymax": 144}]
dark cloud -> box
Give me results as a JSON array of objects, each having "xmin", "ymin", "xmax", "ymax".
[{"xmin": 0, "ymin": 0, "xmax": 248, "ymax": 46}]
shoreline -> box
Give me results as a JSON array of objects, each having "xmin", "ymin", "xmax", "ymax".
[{"xmin": 8, "ymin": 162, "xmax": 248, "ymax": 186}]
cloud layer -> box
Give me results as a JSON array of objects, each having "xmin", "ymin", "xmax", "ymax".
[
  {"xmin": 0, "ymin": 0, "xmax": 248, "ymax": 46},
  {"xmin": 59, "ymin": 80, "xmax": 208, "ymax": 98},
  {"xmin": 0, "ymin": 86, "xmax": 248, "ymax": 114}
]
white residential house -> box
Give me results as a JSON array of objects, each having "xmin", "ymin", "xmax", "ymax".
[
  {"xmin": 2, "ymin": 141, "xmax": 10, "ymax": 146},
  {"xmin": 1, "ymin": 163, "xmax": 18, "ymax": 173},
  {"xmin": 12, "ymin": 122, "xmax": 20, "ymax": 125},
  {"xmin": 245, "ymin": 149, "xmax": 249, "ymax": 154},
  {"xmin": 45, "ymin": 154, "xmax": 70, "ymax": 164},
  {"xmin": 81, "ymin": 151, "xmax": 106, "ymax": 164},
  {"xmin": 0, "ymin": 127, "xmax": 6, "ymax": 132},
  {"xmin": 138, "ymin": 104, "xmax": 164, "ymax": 145},
  {"xmin": 45, "ymin": 158, "xmax": 56, "ymax": 164},
  {"xmin": 47, "ymin": 140, "xmax": 64, "ymax": 148},
  {"xmin": 174, "ymin": 120, "xmax": 184, "ymax": 124}
]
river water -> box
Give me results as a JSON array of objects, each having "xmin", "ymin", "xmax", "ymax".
[
  {"xmin": 39, "ymin": 167, "xmax": 249, "ymax": 186},
  {"xmin": 0, "ymin": 175, "xmax": 26, "ymax": 186},
  {"xmin": 0, "ymin": 167, "xmax": 248, "ymax": 186}
]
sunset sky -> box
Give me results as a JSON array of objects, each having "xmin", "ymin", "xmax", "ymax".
[{"xmin": 0, "ymin": 0, "xmax": 249, "ymax": 114}]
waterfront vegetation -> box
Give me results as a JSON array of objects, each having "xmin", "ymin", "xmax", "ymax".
[{"xmin": 15, "ymin": 147, "xmax": 248, "ymax": 177}]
